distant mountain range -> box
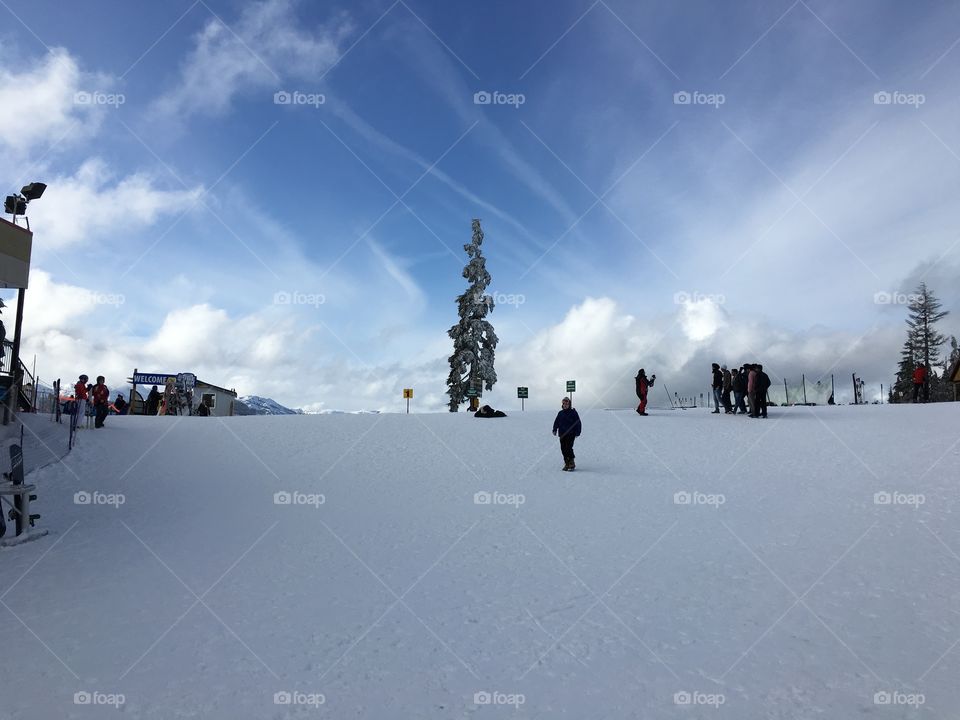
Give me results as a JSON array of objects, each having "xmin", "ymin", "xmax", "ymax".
[
  {"xmin": 235, "ymin": 395, "xmax": 382, "ymax": 416},
  {"xmin": 235, "ymin": 396, "xmax": 303, "ymax": 416}
]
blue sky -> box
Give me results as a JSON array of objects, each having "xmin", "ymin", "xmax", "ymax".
[{"xmin": 1, "ymin": 0, "xmax": 959, "ymax": 410}]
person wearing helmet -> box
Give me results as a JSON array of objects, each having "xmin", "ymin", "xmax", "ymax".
[
  {"xmin": 73, "ymin": 374, "xmax": 89, "ymax": 427},
  {"xmin": 92, "ymin": 376, "xmax": 110, "ymax": 428}
]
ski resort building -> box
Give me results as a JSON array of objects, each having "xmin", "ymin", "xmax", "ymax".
[
  {"xmin": 948, "ymin": 357, "xmax": 960, "ymax": 401},
  {"xmin": 194, "ymin": 380, "xmax": 238, "ymax": 417},
  {"xmin": 129, "ymin": 370, "xmax": 238, "ymax": 416}
]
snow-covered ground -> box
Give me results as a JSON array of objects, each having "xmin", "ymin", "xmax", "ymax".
[{"xmin": 2, "ymin": 404, "xmax": 959, "ymax": 719}]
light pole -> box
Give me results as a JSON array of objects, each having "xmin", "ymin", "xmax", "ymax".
[{"xmin": 2, "ymin": 182, "xmax": 45, "ymax": 424}]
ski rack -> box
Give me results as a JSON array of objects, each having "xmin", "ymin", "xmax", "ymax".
[{"xmin": 0, "ymin": 443, "xmax": 47, "ymax": 545}]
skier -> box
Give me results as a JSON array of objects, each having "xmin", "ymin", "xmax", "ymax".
[
  {"xmin": 634, "ymin": 368, "xmax": 655, "ymax": 415},
  {"xmin": 552, "ymin": 397, "xmax": 582, "ymax": 471},
  {"xmin": 721, "ymin": 364, "xmax": 733, "ymax": 414},
  {"xmin": 711, "ymin": 363, "xmax": 723, "ymax": 413},
  {"xmin": 912, "ymin": 365, "xmax": 927, "ymax": 403},
  {"xmin": 74, "ymin": 374, "xmax": 89, "ymax": 427},
  {"xmin": 92, "ymin": 376, "xmax": 110, "ymax": 428}
]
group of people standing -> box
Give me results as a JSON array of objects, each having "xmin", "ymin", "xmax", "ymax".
[
  {"xmin": 73, "ymin": 374, "xmax": 118, "ymax": 429},
  {"xmin": 711, "ymin": 363, "xmax": 772, "ymax": 418}
]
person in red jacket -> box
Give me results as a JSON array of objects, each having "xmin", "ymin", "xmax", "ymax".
[
  {"xmin": 74, "ymin": 374, "xmax": 89, "ymax": 426},
  {"xmin": 912, "ymin": 365, "xmax": 927, "ymax": 403},
  {"xmin": 635, "ymin": 368, "xmax": 655, "ymax": 415},
  {"xmin": 92, "ymin": 375, "xmax": 110, "ymax": 428}
]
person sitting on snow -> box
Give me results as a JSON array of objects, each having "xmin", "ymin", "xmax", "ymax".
[{"xmin": 474, "ymin": 404, "xmax": 506, "ymax": 418}]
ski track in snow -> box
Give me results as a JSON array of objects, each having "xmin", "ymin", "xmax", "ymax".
[{"xmin": 1, "ymin": 404, "xmax": 958, "ymax": 719}]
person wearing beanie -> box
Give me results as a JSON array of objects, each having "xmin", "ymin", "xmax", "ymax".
[{"xmin": 552, "ymin": 397, "xmax": 582, "ymax": 471}]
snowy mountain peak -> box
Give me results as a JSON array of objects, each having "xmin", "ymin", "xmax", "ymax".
[{"xmin": 236, "ymin": 396, "xmax": 302, "ymax": 416}]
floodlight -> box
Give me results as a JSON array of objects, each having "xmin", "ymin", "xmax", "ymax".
[
  {"xmin": 4, "ymin": 195, "xmax": 26, "ymax": 215},
  {"xmin": 20, "ymin": 182, "xmax": 46, "ymax": 201}
]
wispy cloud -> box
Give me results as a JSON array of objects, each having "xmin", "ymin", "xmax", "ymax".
[{"xmin": 152, "ymin": 0, "xmax": 351, "ymax": 120}]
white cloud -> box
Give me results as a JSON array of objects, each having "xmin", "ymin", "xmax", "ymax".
[
  {"xmin": 154, "ymin": 0, "xmax": 350, "ymax": 119},
  {"xmin": 27, "ymin": 159, "xmax": 203, "ymax": 250},
  {"xmin": 679, "ymin": 298, "xmax": 727, "ymax": 342},
  {"xmin": 0, "ymin": 48, "xmax": 109, "ymax": 161},
  {"xmin": 11, "ymin": 274, "xmax": 922, "ymax": 413},
  {"xmin": 18, "ymin": 270, "xmax": 99, "ymax": 334}
]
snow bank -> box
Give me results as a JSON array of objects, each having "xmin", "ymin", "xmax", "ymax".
[{"xmin": 2, "ymin": 404, "xmax": 959, "ymax": 718}]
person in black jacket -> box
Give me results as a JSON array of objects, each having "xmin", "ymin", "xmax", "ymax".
[
  {"xmin": 145, "ymin": 385, "xmax": 161, "ymax": 416},
  {"xmin": 754, "ymin": 364, "xmax": 771, "ymax": 418},
  {"xmin": 711, "ymin": 363, "xmax": 722, "ymax": 414},
  {"xmin": 552, "ymin": 397, "xmax": 582, "ymax": 471},
  {"xmin": 732, "ymin": 368, "xmax": 748, "ymax": 414}
]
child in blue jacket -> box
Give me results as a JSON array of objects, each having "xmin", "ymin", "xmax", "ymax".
[{"xmin": 552, "ymin": 397, "xmax": 582, "ymax": 471}]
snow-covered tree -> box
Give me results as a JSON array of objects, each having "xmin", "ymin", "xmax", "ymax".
[{"xmin": 446, "ymin": 219, "xmax": 498, "ymax": 411}]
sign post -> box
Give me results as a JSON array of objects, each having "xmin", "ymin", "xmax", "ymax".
[
  {"xmin": 566, "ymin": 380, "xmax": 576, "ymax": 403},
  {"xmin": 466, "ymin": 382, "xmax": 481, "ymax": 411},
  {"xmin": 517, "ymin": 386, "xmax": 528, "ymax": 411},
  {"xmin": 403, "ymin": 388, "xmax": 413, "ymax": 414}
]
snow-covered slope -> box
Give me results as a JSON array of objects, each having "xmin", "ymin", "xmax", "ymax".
[
  {"xmin": 5, "ymin": 404, "xmax": 960, "ymax": 719},
  {"xmin": 235, "ymin": 395, "xmax": 302, "ymax": 415}
]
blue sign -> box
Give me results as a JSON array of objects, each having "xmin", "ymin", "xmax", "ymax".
[{"xmin": 133, "ymin": 373, "xmax": 176, "ymax": 386}]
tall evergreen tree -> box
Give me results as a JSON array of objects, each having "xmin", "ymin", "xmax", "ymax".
[
  {"xmin": 446, "ymin": 219, "xmax": 499, "ymax": 411},
  {"xmin": 907, "ymin": 282, "xmax": 949, "ymax": 370},
  {"xmin": 894, "ymin": 283, "xmax": 949, "ymax": 402}
]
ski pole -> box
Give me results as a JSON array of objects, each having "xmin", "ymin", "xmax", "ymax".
[{"xmin": 662, "ymin": 383, "xmax": 675, "ymax": 409}]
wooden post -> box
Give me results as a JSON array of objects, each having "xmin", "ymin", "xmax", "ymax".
[
  {"xmin": 784, "ymin": 379, "xmax": 789, "ymax": 405},
  {"xmin": 131, "ymin": 368, "xmax": 138, "ymax": 415},
  {"xmin": 802, "ymin": 374, "xmax": 807, "ymax": 404}
]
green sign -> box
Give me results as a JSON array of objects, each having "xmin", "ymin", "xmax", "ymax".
[
  {"xmin": 566, "ymin": 380, "xmax": 576, "ymax": 393},
  {"xmin": 517, "ymin": 386, "xmax": 528, "ymax": 399},
  {"xmin": 466, "ymin": 386, "xmax": 480, "ymax": 398}
]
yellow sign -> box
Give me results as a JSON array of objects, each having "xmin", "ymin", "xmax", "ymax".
[{"xmin": 403, "ymin": 388, "xmax": 414, "ymax": 399}]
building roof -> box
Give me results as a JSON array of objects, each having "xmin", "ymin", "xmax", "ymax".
[{"xmin": 196, "ymin": 379, "xmax": 238, "ymax": 397}]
